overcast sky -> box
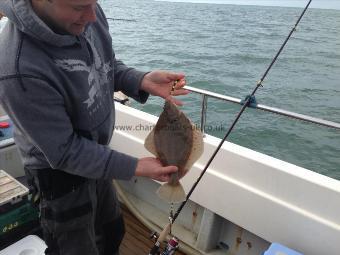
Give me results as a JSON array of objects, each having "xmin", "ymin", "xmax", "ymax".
[{"xmin": 155, "ymin": 0, "xmax": 340, "ymax": 10}]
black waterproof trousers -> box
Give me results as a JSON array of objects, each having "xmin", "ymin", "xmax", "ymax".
[{"xmin": 26, "ymin": 168, "xmax": 125, "ymax": 255}]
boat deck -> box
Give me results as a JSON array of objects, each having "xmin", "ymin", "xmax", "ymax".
[{"xmin": 120, "ymin": 204, "xmax": 187, "ymax": 255}]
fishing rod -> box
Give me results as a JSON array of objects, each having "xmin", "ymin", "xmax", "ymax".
[
  {"xmin": 106, "ymin": 17, "xmax": 137, "ymax": 22},
  {"xmin": 149, "ymin": 0, "xmax": 313, "ymax": 254}
]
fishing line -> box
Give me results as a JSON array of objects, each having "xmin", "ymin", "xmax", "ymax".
[{"xmin": 171, "ymin": 0, "xmax": 313, "ymax": 224}]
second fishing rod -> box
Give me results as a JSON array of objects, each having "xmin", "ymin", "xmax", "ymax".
[{"xmin": 149, "ymin": 1, "xmax": 313, "ymax": 254}]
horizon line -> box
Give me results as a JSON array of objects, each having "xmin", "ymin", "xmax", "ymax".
[{"xmin": 154, "ymin": 0, "xmax": 340, "ymax": 11}]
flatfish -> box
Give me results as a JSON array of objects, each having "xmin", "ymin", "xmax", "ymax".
[{"xmin": 144, "ymin": 100, "xmax": 204, "ymax": 203}]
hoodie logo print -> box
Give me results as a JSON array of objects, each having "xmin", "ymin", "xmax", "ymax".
[{"xmin": 54, "ymin": 33, "xmax": 112, "ymax": 110}]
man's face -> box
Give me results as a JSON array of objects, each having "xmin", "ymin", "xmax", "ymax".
[{"xmin": 33, "ymin": 0, "xmax": 97, "ymax": 36}]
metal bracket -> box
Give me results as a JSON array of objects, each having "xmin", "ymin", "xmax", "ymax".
[{"xmin": 240, "ymin": 95, "xmax": 257, "ymax": 108}]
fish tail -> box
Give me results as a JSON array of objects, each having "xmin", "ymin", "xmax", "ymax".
[{"xmin": 156, "ymin": 183, "xmax": 186, "ymax": 203}]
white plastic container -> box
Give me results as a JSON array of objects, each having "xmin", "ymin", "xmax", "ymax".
[{"xmin": 0, "ymin": 235, "xmax": 47, "ymax": 255}]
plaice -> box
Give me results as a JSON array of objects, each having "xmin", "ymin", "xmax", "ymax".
[{"xmin": 144, "ymin": 100, "xmax": 204, "ymax": 203}]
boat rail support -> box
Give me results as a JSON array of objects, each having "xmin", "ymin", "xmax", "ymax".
[{"xmin": 200, "ymin": 95, "xmax": 208, "ymax": 136}]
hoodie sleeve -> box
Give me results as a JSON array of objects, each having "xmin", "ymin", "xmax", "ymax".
[
  {"xmin": 112, "ymin": 53, "xmax": 149, "ymax": 104},
  {"xmin": 0, "ymin": 77, "xmax": 137, "ymax": 180}
]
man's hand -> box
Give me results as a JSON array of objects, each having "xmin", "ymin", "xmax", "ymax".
[
  {"xmin": 135, "ymin": 157, "xmax": 178, "ymax": 182},
  {"xmin": 140, "ymin": 70, "xmax": 189, "ymax": 106}
]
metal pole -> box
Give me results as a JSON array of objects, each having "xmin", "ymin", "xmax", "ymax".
[
  {"xmin": 200, "ymin": 95, "xmax": 208, "ymax": 135},
  {"xmin": 184, "ymin": 85, "xmax": 340, "ymax": 130}
]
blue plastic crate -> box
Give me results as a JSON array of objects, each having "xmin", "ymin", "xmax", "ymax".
[{"xmin": 264, "ymin": 243, "xmax": 303, "ymax": 255}]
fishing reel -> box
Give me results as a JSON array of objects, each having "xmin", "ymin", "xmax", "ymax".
[
  {"xmin": 162, "ymin": 236, "xmax": 179, "ymax": 255},
  {"xmin": 149, "ymin": 231, "xmax": 179, "ymax": 255}
]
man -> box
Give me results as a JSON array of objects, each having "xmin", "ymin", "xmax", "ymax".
[{"xmin": 0, "ymin": 0, "xmax": 188, "ymax": 254}]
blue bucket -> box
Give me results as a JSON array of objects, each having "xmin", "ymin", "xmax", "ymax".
[{"xmin": 264, "ymin": 243, "xmax": 303, "ymax": 255}]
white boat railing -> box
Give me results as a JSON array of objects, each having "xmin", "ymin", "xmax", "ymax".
[{"xmin": 185, "ymin": 85, "xmax": 340, "ymax": 134}]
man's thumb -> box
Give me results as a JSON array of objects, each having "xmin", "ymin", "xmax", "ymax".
[{"xmin": 162, "ymin": 165, "xmax": 178, "ymax": 174}]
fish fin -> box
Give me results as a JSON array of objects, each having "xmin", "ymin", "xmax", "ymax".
[
  {"xmin": 157, "ymin": 183, "xmax": 186, "ymax": 203},
  {"xmin": 184, "ymin": 124, "xmax": 204, "ymax": 170},
  {"xmin": 144, "ymin": 128, "xmax": 158, "ymax": 156}
]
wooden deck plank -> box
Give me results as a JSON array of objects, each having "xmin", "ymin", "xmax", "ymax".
[{"xmin": 120, "ymin": 204, "xmax": 187, "ymax": 255}]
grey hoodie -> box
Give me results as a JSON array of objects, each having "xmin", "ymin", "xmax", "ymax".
[{"xmin": 0, "ymin": 0, "xmax": 149, "ymax": 180}]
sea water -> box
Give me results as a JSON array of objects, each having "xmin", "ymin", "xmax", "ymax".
[{"xmin": 101, "ymin": 0, "xmax": 340, "ymax": 180}]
